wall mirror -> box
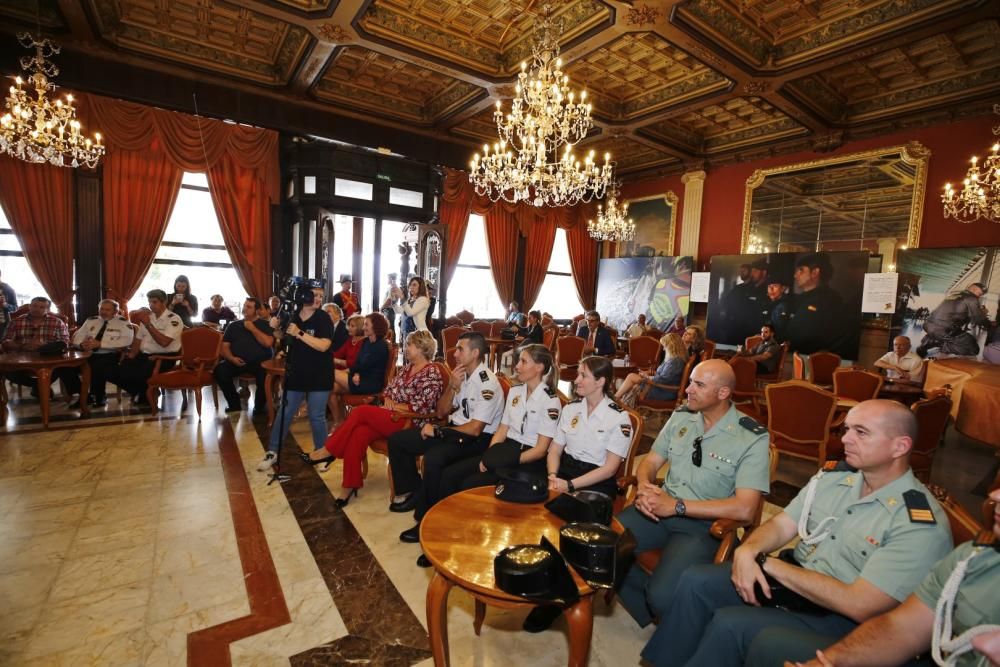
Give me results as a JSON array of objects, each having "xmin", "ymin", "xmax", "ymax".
[{"xmin": 742, "ymin": 142, "xmax": 930, "ymax": 263}]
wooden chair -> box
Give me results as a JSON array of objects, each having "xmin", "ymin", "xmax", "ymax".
[
  {"xmin": 444, "ymin": 316, "xmax": 464, "ymax": 327},
  {"xmin": 489, "ymin": 321, "xmax": 506, "ymax": 338},
  {"xmin": 756, "ymin": 342, "xmax": 790, "ymax": 386},
  {"xmin": 542, "ymin": 326, "xmax": 557, "ymax": 353},
  {"xmin": 792, "ymin": 351, "xmax": 806, "ymax": 380},
  {"xmin": 635, "ymin": 355, "xmax": 696, "ymax": 422},
  {"xmin": 700, "ymin": 339, "xmax": 716, "ymax": 361},
  {"xmin": 729, "ymin": 355, "xmax": 762, "ymax": 418},
  {"xmin": 342, "ymin": 342, "xmax": 399, "ymax": 410},
  {"xmin": 444, "ymin": 347, "xmax": 460, "ymax": 369},
  {"xmin": 910, "ymin": 394, "xmax": 953, "ymax": 484},
  {"xmin": 439, "ymin": 326, "xmax": 466, "ymax": 357},
  {"xmin": 455, "ymin": 310, "xmax": 475, "ymax": 325},
  {"xmin": 926, "ymin": 483, "xmax": 989, "ymax": 545},
  {"xmin": 832, "ymin": 368, "xmax": 883, "ymax": 402},
  {"xmin": 613, "ymin": 406, "xmax": 645, "ymax": 515},
  {"xmin": 556, "ymin": 335, "xmax": 586, "ymax": 382},
  {"xmin": 809, "ymin": 351, "xmax": 841, "ymax": 387},
  {"xmin": 744, "ymin": 335, "xmax": 763, "ymax": 352},
  {"xmin": 766, "ymin": 380, "xmax": 838, "ymax": 464},
  {"xmin": 147, "ymin": 327, "xmax": 223, "ymax": 418},
  {"xmin": 469, "ymin": 320, "xmax": 492, "ymax": 336},
  {"xmin": 628, "ymin": 336, "xmax": 661, "ymax": 372}
]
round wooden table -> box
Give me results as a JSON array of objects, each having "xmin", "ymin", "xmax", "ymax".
[
  {"xmin": 261, "ymin": 357, "xmax": 285, "ymax": 426},
  {"xmin": 878, "ymin": 380, "xmax": 925, "ymax": 405},
  {"xmin": 485, "ymin": 336, "xmax": 515, "ymax": 372},
  {"xmin": 421, "ymin": 486, "xmax": 613, "ymax": 667},
  {"xmin": 0, "ymin": 350, "xmax": 91, "ymax": 427}
]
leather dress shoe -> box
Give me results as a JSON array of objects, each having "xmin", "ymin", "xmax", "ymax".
[
  {"xmin": 389, "ymin": 494, "xmax": 418, "ymax": 513},
  {"xmin": 416, "ymin": 554, "xmax": 431, "ymax": 568},
  {"xmin": 399, "ymin": 524, "xmax": 420, "ymax": 543}
]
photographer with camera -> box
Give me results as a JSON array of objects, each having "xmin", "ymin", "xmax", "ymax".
[{"xmin": 258, "ymin": 280, "xmax": 333, "ymax": 472}]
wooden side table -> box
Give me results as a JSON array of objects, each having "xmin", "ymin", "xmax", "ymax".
[{"xmin": 0, "ymin": 350, "xmax": 92, "ymax": 427}]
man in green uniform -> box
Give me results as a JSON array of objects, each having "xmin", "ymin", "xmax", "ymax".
[
  {"xmin": 644, "ymin": 399, "xmax": 954, "ymax": 667},
  {"xmin": 787, "ymin": 485, "xmax": 1000, "ymax": 667},
  {"xmin": 786, "ymin": 253, "xmax": 846, "ymax": 355},
  {"xmin": 616, "ymin": 358, "xmax": 772, "ymax": 627}
]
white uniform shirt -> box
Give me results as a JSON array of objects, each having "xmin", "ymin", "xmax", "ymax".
[
  {"xmin": 555, "ymin": 396, "xmax": 633, "ymax": 466},
  {"xmin": 501, "ymin": 381, "xmax": 562, "ymax": 447},
  {"xmin": 136, "ymin": 310, "xmax": 183, "ymax": 354},
  {"xmin": 877, "ymin": 350, "xmax": 924, "ymax": 383},
  {"xmin": 72, "ymin": 315, "xmax": 134, "ymax": 353},
  {"xmin": 450, "ymin": 362, "xmax": 504, "ymax": 434}
]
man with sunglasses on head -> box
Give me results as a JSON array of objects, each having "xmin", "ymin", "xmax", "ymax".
[
  {"xmin": 616, "ymin": 359, "xmax": 772, "ymax": 630},
  {"xmin": 644, "ymin": 399, "xmax": 953, "ymax": 667}
]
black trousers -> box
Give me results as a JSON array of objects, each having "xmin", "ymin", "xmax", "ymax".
[
  {"xmin": 84, "ymin": 353, "xmax": 121, "ymax": 401},
  {"xmin": 387, "ymin": 426, "xmax": 491, "ymax": 521},
  {"xmin": 213, "ymin": 359, "xmax": 267, "ymax": 410},
  {"xmin": 107, "ymin": 354, "xmax": 176, "ymax": 397},
  {"xmin": 6, "ymin": 367, "xmax": 81, "ymax": 396},
  {"xmin": 556, "ymin": 452, "xmax": 618, "ymax": 499},
  {"xmin": 440, "ymin": 439, "xmax": 546, "ymax": 497}
]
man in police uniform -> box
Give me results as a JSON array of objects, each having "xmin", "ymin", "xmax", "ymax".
[
  {"xmin": 787, "ymin": 485, "xmax": 1000, "ymax": 667},
  {"xmin": 785, "ymin": 252, "xmax": 846, "ymax": 356},
  {"xmin": 646, "ymin": 399, "xmax": 954, "ymax": 667},
  {"xmin": 388, "ymin": 331, "xmax": 504, "ymax": 566},
  {"xmin": 109, "ymin": 289, "xmax": 183, "ymax": 404},
  {"xmin": 71, "ymin": 298, "xmax": 134, "ymax": 407},
  {"xmin": 616, "ymin": 359, "xmax": 772, "ymax": 628},
  {"xmin": 917, "ymin": 282, "xmax": 990, "ymax": 358}
]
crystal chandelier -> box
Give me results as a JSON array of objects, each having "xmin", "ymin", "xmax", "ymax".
[
  {"xmin": 469, "ymin": 7, "xmax": 612, "ymax": 207},
  {"xmin": 745, "ymin": 217, "xmax": 771, "ymax": 254},
  {"xmin": 942, "ymin": 104, "xmax": 1000, "ymax": 223},
  {"xmin": 0, "ymin": 33, "xmax": 104, "ymax": 168},
  {"xmin": 587, "ymin": 181, "xmax": 634, "ymax": 241}
]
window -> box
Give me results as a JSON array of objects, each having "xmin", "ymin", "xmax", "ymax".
[
  {"xmin": 389, "ymin": 187, "xmax": 423, "ymax": 208},
  {"xmin": 448, "ymin": 214, "xmax": 504, "ymax": 317},
  {"xmin": 335, "ymin": 178, "xmax": 373, "ymax": 200},
  {"xmin": 534, "ymin": 228, "xmax": 582, "ymax": 318},
  {"xmin": 0, "ymin": 205, "xmax": 55, "ymax": 308},
  {"xmin": 130, "ymin": 172, "xmax": 245, "ymax": 317}
]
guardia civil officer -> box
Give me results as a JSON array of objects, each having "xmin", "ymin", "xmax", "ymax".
[
  {"xmin": 785, "ymin": 253, "xmax": 846, "ymax": 355},
  {"xmin": 787, "ymin": 485, "xmax": 1000, "ymax": 667},
  {"xmin": 647, "ymin": 399, "xmax": 954, "ymax": 667},
  {"xmin": 616, "ymin": 358, "xmax": 771, "ymax": 628},
  {"xmin": 389, "ymin": 331, "xmax": 504, "ymax": 565},
  {"xmin": 71, "ymin": 298, "xmax": 135, "ymax": 407}
]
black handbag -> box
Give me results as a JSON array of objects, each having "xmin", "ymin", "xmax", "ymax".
[{"xmin": 37, "ymin": 340, "xmax": 68, "ymax": 356}]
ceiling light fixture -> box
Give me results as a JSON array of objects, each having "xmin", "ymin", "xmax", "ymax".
[
  {"xmin": 587, "ymin": 181, "xmax": 634, "ymax": 241},
  {"xmin": 942, "ymin": 104, "xmax": 999, "ymax": 223}
]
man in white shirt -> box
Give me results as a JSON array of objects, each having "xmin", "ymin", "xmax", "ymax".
[
  {"xmin": 874, "ymin": 335, "xmax": 924, "ymax": 385},
  {"xmin": 627, "ymin": 313, "xmax": 652, "ymax": 338},
  {"xmin": 109, "ymin": 289, "xmax": 183, "ymax": 404},
  {"xmin": 71, "ymin": 298, "xmax": 135, "ymax": 407}
]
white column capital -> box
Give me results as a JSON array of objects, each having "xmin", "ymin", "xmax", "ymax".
[{"xmin": 681, "ymin": 170, "xmax": 706, "ymax": 185}]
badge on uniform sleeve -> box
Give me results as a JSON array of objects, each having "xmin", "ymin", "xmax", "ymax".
[
  {"xmin": 678, "ymin": 427, "xmax": 687, "ymax": 438},
  {"xmin": 620, "ymin": 424, "xmax": 632, "ymax": 437},
  {"xmin": 511, "ymin": 396, "xmax": 520, "ymax": 407},
  {"xmin": 482, "ymin": 390, "xmax": 495, "ymax": 400},
  {"xmin": 570, "ymin": 416, "xmax": 579, "ymax": 428},
  {"xmin": 479, "ymin": 370, "xmax": 489, "ymax": 382},
  {"xmin": 903, "ymin": 490, "xmax": 936, "ymax": 524},
  {"xmin": 547, "ymin": 408, "xmax": 559, "ymax": 420}
]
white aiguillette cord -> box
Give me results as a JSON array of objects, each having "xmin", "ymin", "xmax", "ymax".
[
  {"xmin": 931, "ymin": 547, "xmax": 1000, "ymax": 666},
  {"xmin": 797, "ymin": 471, "xmax": 838, "ymax": 545}
]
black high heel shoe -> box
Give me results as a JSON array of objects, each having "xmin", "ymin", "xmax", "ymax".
[
  {"xmin": 299, "ymin": 451, "xmax": 334, "ymax": 466},
  {"xmin": 335, "ymin": 488, "xmax": 358, "ymax": 508}
]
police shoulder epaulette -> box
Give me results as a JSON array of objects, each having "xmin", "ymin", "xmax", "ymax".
[
  {"xmin": 902, "ymin": 489, "xmax": 937, "ymax": 525},
  {"xmin": 569, "ymin": 397, "xmax": 583, "ymax": 404},
  {"xmin": 86, "ymin": 315, "xmax": 100, "ymax": 320},
  {"xmin": 607, "ymin": 401, "xmax": 623, "ymax": 413},
  {"xmin": 115, "ymin": 316, "xmax": 127, "ymax": 321},
  {"xmin": 544, "ymin": 386, "xmax": 557, "ymax": 398},
  {"xmin": 674, "ymin": 404, "xmax": 694, "ymax": 413},
  {"xmin": 822, "ymin": 459, "xmax": 856, "ymax": 473},
  {"xmin": 738, "ymin": 416, "xmax": 767, "ymax": 435},
  {"xmin": 479, "ymin": 369, "xmax": 489, "ymax": 382}
]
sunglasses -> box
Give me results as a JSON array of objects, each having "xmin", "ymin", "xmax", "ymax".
[{"xmin": 692, "ymin": 436, "xmax": 703, "ymax": 467}]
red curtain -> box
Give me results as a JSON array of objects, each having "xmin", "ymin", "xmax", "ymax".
[
  {"xmin": 102, "ymin": 139, "xmax": 183, "ymax": 311},
  {"xmin": 563, "ymin": 206, "xmax": 599, "ymax": 310},
  {"xmin": 521, "ymin": 211, "xmax": 556, "ymax": 311},
  {"xmin": 0, "ymin": 157, "xmax": 76, "ymax": 319},
  {"xmin": 439, "ymin": 168, "xmax": 475, "ymax": 295},
  {"xmin": 484, "ymin": 204, "xmax": 520, "ymax": 306}
]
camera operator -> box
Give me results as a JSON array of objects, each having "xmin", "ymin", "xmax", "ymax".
[{"xmin": 258, "ymin": 283, "xmax": 333, "ymax": 472}]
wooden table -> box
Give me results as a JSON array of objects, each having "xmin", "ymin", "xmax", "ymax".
[
  {"xmin": 878, "ymin": 380, "xmax": 925, "ymax": 405},
  {"xmin": 421, "ymin": 486, "xmax": 611, "ymax": 667},
  {"xmin": 0, "ymin": 350, "xmax": 91, "ymax": 427},
  {"xmin": 485, "ymin": 336, "xmax": 515, "ymax": 372},
  {"xmin": 261, "ymin": 357, "xmax": 285, "ymax": 426}
]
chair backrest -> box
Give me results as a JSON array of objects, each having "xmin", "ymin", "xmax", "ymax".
[
  {"xmin": 556, "ymin": 335, "xmax": 586, "ymax": 367},
  {"xmin": 608, "ymin": 328, "xmax": 619, "ymax": 352},
  {"xmin": 700, "ymin": 339, "xmax": 716, "ymax": 361},
  {"xmin": 832, "ymin": 368, "xmax": 884, "ymax": 402},
  {"xmin": 809, "ymin": 351, "xmax": 842, "ymax": 386},
  {"xmin": 381, "ymin": 342, "xmax": 398, "ymax": 390},
  {"xmin": 728, "ymin": 355, "xmax": 758, "ymax": 394},
  {"xmin": 444, "ymin": 347, "xmax": 460, "ymax": 369},
  {"xmin": 628, "ymin": 336, "xmax": 661, "ymax": 370},
  {"xmin": 180, "ymin": 327, "xmax": 223, "ymax": 368},
  {"xmin": 469, "ymin": 320, "xmax": 492, "ymax": 336},
  {"xmin": 617, "ymin": 406, "xmax": 645, "ymax": 483},
  {"xmin": 440, "ymin": 325, "xmax": 466, "ymax": 355},
  {"xmin": 793, "ymin": 351, "xmax": 806, "ymax": 380},
  {"xmin": 489, "ymin": 321, "xmax": 506, "ymax": 337},
  {"xmin": 760, "ymin": 341, "xmax": 789, "ymax": 381},
  {"xmin": 445, "ymin": 316, "xmax": 464, "ymax": 327},
  {"xmin": 910, "ymin": 394, "xmax": 952, "ymax": 483},
  {"xmin": 455, "ymin": 310, "xmax": 475, "ymax": 325},
  {"xmin": 542, "ymin": 326, "xmax": 557, "ymax": 352},
  {"xmin": 765, "ymin": 380, "xmax": 837, "ymax": 462},
  {"xmin": 927, "ymin": 484, "xmax": 983, "ymax": 545},
  {"xmin": 744, "ymin": 334, "xmax": 762, "ymax": 351},
  {"xmin": 497, "ymin": 373, "xmax": 513, "ymax": 401}
]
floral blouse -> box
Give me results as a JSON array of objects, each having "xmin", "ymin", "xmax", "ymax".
[{"xmin": 384, "ymin": 362, "xmax": 445, "ymax": 427}]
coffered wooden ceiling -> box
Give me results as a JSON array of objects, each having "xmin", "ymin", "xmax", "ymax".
[{"xmin": 0, "ymin": 0, "xmax": 997, "ymax": 178}]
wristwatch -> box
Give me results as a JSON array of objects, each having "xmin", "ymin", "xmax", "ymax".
[
  {"xmin": 567, "ymin": 480, "xmax": 576, "ymax": 493},
  {"xmin": 756, "ymin": 552, "xmax": 769, "ymax": 569},
  {"xmin": 674, "ymin": 499, "xmax": 687, "ymax": 516}
]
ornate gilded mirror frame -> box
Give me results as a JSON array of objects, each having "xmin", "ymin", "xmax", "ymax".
[
  {"xmin": 740, "ymin": 141, "xmax": 930, "ymax": 254},
  {"xmin": 618, "ymin": 191, "xmax": 679, "ymax": 257}
]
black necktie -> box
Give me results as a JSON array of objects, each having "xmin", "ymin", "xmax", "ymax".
[{"xmin": 94, "ymin": 320, "xmax": 108, "ymax": 341}]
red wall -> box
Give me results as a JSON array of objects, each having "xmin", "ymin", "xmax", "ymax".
[{"xmin": 622, "ymin": 114, "xmax": 1000, "ymax": 267}]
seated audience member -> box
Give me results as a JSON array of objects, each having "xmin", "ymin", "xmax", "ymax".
[
  {"xmin": 665, "ymin": 314, "xmax": 686, "ymax": 335},
  {"xmin": 1, "ymin": 296, "xmax": 73, "ymax": 397},
  {"xmin": 201, "ymin": 294, "xmax": 236, "ymax": 328},
  {"xmin": 303, "ymin": 330, "xmax": 445, "ymax": 504},
  {"xmin": 644, "ymin": 399, "xmax": 954, "ymax": 667},
  {"xmin": 109, "ymin": 289, "xmax": 183, "ymax": 404},
  {"xmin": 322, "ymin": 302, "xmax": 350, "ymax": 352},
  {"xmin": 500, "ymin": 310, "xmax": 544, "ymax": 369},
  {"xmin": 614, "ymin": 359, "xmax": 770, "ymax": 630},
  {"xmin": 440, "ymin": 344, "xmax": 561, "ymax": 494},
  {"xmin": 329, "ymin": 313, "xmax": 391, "ymax": 422},
  {"xmin": 789, "ymin": 487, "xmax": 1000, "ymax": 667},
  {"xmin": 167, "ymin": 274, "xmax": 198, "ymax": 327},
  {"xmin": 505, "ymin": 301, "xmax": 523, "ymax": 326},
  {"xmin": 213, "ymin": 297, "xmax": 274, "ymax": 415},
  {"xmin": 575, "ymin": 310, "xmax": 615, "ymax": 356},
  {"xmin": 875, "ymin": 335, "xmax": 925, "ymax": 385},
  {"xmin": 736, "ymin": 323, "xmax": 782, "ymax": 375},
  {"xmin": 333, "ymin": 314, "xmax": 365, "ymax": 369},
  {"xmin": 615, "ymin": 332, "xmax": 687, "ymax": 404},
  {"xmin": 627, "ymin": 313, "xmax": 652, "ymax": 338},
  {"xmin": 389, "ymin": 331, "xmax": 504, "ymax": 566},
  {"xmin": 268, "ymin": 295, "xmax": 289, "ymax": 330},
  {"xmin": 332, "ymin": 275, "xmax": 360, "ymax": 318},
  {"xmin": 682, "ymin": 324, "xmax": 706, "ymax": 359},
  {"xmin": 71, "ymin": 298, "xmax": 134, "ymax": 407}
]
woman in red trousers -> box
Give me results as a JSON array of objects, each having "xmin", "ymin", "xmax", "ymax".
[{"xmin": 301, "ymin": 329, "xmax": 444, "ymax": 506}]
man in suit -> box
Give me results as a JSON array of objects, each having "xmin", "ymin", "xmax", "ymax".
[{"xmin": 576, "ymin": 310, "xmax": 615, "ymax": 356}]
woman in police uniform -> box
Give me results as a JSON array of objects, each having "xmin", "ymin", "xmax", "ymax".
[
  {"xmin": 440, "ymin": 344, "xmax": 562, "ymax": 493},
  {"xmin": 547, "ymin": 355, "xmax": 633, "ymax": 500}
]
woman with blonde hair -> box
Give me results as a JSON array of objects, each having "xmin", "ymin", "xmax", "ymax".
[{"xmin": 615, "ymin": 332, "xmax": 687, "ymax": 404}]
